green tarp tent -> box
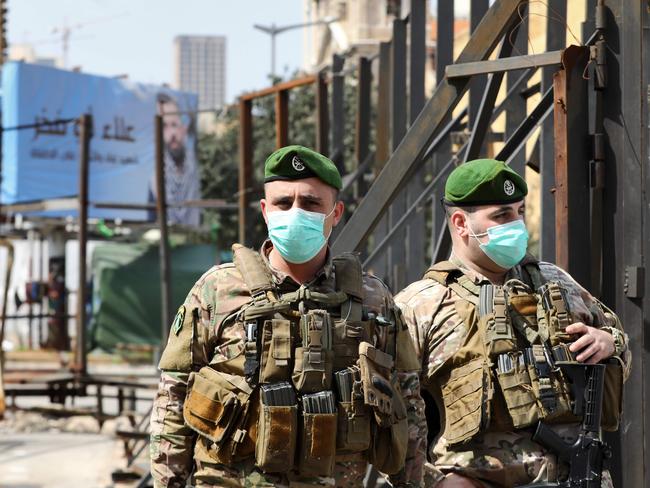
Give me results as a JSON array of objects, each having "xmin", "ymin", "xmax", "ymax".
[{"xmin": 88, "ymin": 243, "xmax": 217, "ymax": 351}]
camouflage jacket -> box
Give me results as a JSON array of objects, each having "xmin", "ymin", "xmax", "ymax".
[
  {"xmin": 395, "ymin": 254, "xmax": 631, "ymax": 488},
  {"xmin": 150, "ymin": 241, "xmax": 427, "ymax": 487}
]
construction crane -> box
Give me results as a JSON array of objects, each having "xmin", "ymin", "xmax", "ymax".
[{"xmin": 50, "ymin": 12, "xmax": 128, "ymax": 68}]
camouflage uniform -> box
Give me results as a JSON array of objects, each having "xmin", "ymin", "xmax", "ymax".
[
  {"xmin": 395, "ymin": 255, "xmax": 631, "ymax": 488},
  {"xmin": 151, "ymin": 240, "xmax": 427, "ymax": 487}
]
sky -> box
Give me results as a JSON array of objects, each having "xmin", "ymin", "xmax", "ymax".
[{"xmin": 8, "ymin": 0, "xmax": 306, "ymax": 104}]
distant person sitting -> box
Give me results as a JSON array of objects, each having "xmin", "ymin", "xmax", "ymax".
[{"xmin": 148, "ymin": 92, "xmax": 200, "ymax": 226}]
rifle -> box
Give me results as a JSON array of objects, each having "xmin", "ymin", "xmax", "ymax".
[{"xmin": 520, "ymin": 362, "xmax": 612, "ymax": 488}]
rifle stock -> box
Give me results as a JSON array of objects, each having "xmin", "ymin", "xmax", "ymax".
[{"xmin": 528, "ymin": 362, "xmax": 610, "ymax": 488}]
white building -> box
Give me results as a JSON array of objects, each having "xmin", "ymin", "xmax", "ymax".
[
  {"xmin": 173, "ymin": 35, "xmax": 227, "ymax": 111},
  {"xmin": 9, "ymin": 44, "xmax": 62, "ymax": 68}
]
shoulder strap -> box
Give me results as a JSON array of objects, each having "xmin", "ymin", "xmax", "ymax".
[
  {"xmin": 423, "ymin": 260, "xmax": 461, "ymax": 284},
  {"xmin": 232, "ymin": 243, "xmax": 276, "ymax": 298},
  {"xmin": 332, "ymin": 252, "xmax": 364, "ymax": 300},
  {"xmin": 424, "ymin": 260, "xmax": 480, "ymax": 305},
  {"xmin": 520, "ymin": 254, "xmax": 546, "ymax": 291}
]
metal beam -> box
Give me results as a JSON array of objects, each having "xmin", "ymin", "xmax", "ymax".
[
  {"xmin": 407, "ymin": 0, "xmax": 428, "ymax": 283},
  {"xmin": 275, "ymin": 90, "xmax": 289, "ymax": 148},
  {"xmin": 431, "ymin": 0, "xmax": 455, "ymax": 264},
  {"xmin": 553, "ymin": 47, "xmax": 591, "ymax": 287},
  {"xmin": 239, "ymin": 75, "xmax": 316, "ymax": 101},
  {"xmin": 505, "ymin": 4, "xmax": 529, "ymax": 174},
  {"xmin": 154, "ymin": 114, "xmax": 172, "ymax": 351},
  {"xmin": 333, "ymin": 0, "xmax": 523, "ymax": 255},
  {"xmin": 238, "ymin": 98, "xmax": 253, "ymax": 245},
  {"xmin": 375, "ymin": 42, "xmax": 391, "ymax": 172},
  {"xmin": 469, "ymin": 0, "xmax": 489, "ymax": 126},
  {"xmin": 331, "ymin": 54, "xmax": 345, "ymax": 173},
  {"xmin": 410, "ymin": 0, "xmax": 426, "ymax": 123},
  {"xmin": 74, "ymin": 114, "xmax": 91, "ymax": 376},
  {"xmin": 540, "ymin": 0, "xmax": 566, "ymax": 262},
  {"xmin": 371, "ymin": 41, "xmax": 392, "ymax": 280},
  {"xmin": 389, "ymin": 18, "xmax": 408, "ymax": 290},
  {"xmin": 315, "ymin": 69, "xmax": 329, "ymax": 156},
  {"xmin": 600, "ymin": 1, "xmax": 646, "ymax": 484},
  {"xmin": 446, "ymin": 50, "xmax": 563, "ymax": 78},
  {"xmin": 355, "ymin": 57, "xmax": 372, "ymax": 198}
]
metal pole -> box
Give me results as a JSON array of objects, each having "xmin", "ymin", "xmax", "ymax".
[
  {"xmin": 155, "ymin": 114, "xmax": 172, "ymax": 346},
  {"xmin": 275, "ymin": 89, "xmax": 289, "ymax": 148},
  {"xmin": 331, "ymin": 53, "xmax": 345, "ymax": 173},
  {"xmin": 540, "ymin": 0, "xmax": 566, "ymax": 262},
  {"xmin": 238, "ymin": 99, "xmax": 253, "ymax": 245},
  {"xmin": 271, "ymin": 29, "xmax": 276, "ymax": 79},
  {"xmin": 389, "ymin": 18, "xmax": 408, "ymax": 291},
  {"xmin": 315, "ymin": 69, "xmax": 329, "ymax": 156},
  {"xmin": 75, "ymin": 113, "xmax": 91, "ymax": 376}
]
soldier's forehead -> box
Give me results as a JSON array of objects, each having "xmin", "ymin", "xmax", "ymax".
[{"xmin": 265, "ymin": 178, "xmax": 330, "ymax": 195}]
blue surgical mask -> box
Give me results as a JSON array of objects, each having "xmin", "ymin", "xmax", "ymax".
[
  {"xmin": 267, "ymin": 206, "xmax": 335, "ymax": 264},
  {"xmin": 468, "ymin": 218, "xmax": 529, "ymax": 269}
]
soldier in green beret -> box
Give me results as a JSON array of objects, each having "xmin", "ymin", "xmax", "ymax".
[
  {"xmin": 394, "ymin": 159, "xmax": 630, "ymax": 487},
  {"xmin": 150, "ymin": 145, "xmax": 427, "ymax": 487}
]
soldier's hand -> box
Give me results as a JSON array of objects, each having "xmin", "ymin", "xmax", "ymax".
[
  {"xmin": 566, "ymin": 322, "xmax": 616, "ymax": 364},
  {"xmin": 437, "ymin": 473, "xmax": 484, "ymax": 488}
]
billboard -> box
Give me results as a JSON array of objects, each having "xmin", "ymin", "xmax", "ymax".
[{"xmin": 1, "ymin": 62, "xmax": 200, "ymax": 225}]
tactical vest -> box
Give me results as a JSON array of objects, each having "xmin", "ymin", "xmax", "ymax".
[
  {"xmin": 424, "ymin": 259, "xmax": 623, "ymax": 447},
  {"xmin": 181, "ymin": 244, "xmax": 414, "ymax": 477}
]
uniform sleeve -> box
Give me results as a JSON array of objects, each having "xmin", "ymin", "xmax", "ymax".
[
  {"xmin": 539, "ymin": 262, "xmax": 631, "ymax": 380},
  {"xmin": 150, "ymin": 371, "xmax": 195, "ymax": 488},
  {"xmin": 150, "ymin": 277, "xmax": 216, "ymax": 488},
  {"xmin": 396, "ymin": 282, "xmax": 465, "ymax": 383},
  {"xmin": 364, "ymin": 276, "xmax": 428, "ymax": 486},
  {"xmin": 389, "ymin": 370, "xmax": 428, "ymax": 487}
]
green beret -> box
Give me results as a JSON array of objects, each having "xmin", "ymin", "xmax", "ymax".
[
  {"xmin": 444, "ymin": 158, "xmax": 527, "ymax": 206},
  {"xmin": 264, "ymin": 145, "xmax": 342, "ymax": 190}
]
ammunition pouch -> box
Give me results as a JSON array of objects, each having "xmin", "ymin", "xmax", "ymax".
[
  {"xmin": 481, "ymin": 285, "xmax": 517, "ymax": 357},
  {"xmin": 183, "ymin": 367, "xmax": 257, "ymax": 463},
  {"xmin": 292, "ymin": 310, "xmax": 333, "ymax": 393},
  {"xmin": 259, "ymin": 319, "xmax": 294, "ymax": 384},
  {"xmin": 539, "ymin": 282, "xmax": 573, "ymax": 346},
  {"xmin": 298, "ymin": 411, "xmax": 338, "ymax": 476},
  {"xmin": 335, "ymin": 366, "xmax": 371, "ymax": 453},
  {"xmin": 495, "ymin": 351, "xmax": 539, "ymax": 428},
  {"xmin": 255, "ymin": 396, "xmax": 298, "ymax": 472}
]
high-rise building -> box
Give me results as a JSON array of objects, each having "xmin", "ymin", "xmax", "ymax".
[{"xmin": 174, "ymin": 35, "xmax": 226, "ymax": 111}]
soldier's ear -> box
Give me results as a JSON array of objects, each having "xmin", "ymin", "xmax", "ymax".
[
  {"xmin": 449, "ymin": 210, "xmax": 469, "ymax": 237},
  {"xmin": 331, "ymin": 200, "xmax": 345, "ymax": 226},
  {"xmin": 260, "ymin": 199, "xmax": 269, "ymax": 225}
]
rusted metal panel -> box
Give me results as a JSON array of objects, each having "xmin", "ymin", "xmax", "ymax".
[
  {"xmin": 333, "ymin": 0, "xmax": 524, "ymax": 255},
  {"xmin": 553, "ymin": 46, "xmax": 591, "ymax": 287},
  {"xmin": 540, "ymin": 0, "xmax": 566, "ymax": 262},
  {"xmin": 238, "ymin": 98, "xmax": 253, "ymax": 245}
]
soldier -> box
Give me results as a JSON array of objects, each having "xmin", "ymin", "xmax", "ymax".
[
  {"xmin": 150, "ymin": 145, "xmax": 427, "ymax": 487},
  {"xmin": 395, "ymin": 159, "xmax": 630, "ymax": 488}
]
